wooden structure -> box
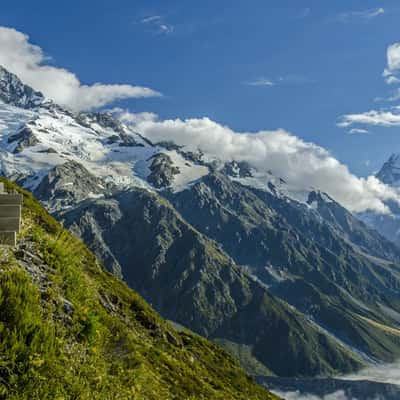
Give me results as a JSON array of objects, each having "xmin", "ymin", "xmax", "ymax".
[{"xmin": 0, "ymin": 183, "xmax": 23, "ymax": 246}]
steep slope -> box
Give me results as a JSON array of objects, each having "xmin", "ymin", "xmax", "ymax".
[
  {"xmin": 58, "ymin": 187, "xmax": 363, "ymax": 377},
  {"xmin": 0, "ymin": 177, "xmax": 278, "ymax": 400},
  {"xmin": 167, "ymin": 173, "xmax": 400, "ymax": 364},
  {"xmin": 1, "ymin": 65, "xmax": 400, "ymax": 379}
]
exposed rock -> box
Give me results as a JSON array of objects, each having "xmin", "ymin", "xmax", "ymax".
[
  {"xmin": 76, "ymin": 111, "xmax": 126, "ymax": 134},
  {"xmin": 221, "ymin": 161, "xmax": 253, "ymax": 178},
  {"xmin": 147, "ymin": 153, "xmax": 180, "ymax": 188},
  {"xmin": 106, "ymin": 135, "xmax": 120, "ymax": 145},
  {"xmin": 376, "ymin": 153, "xmax": 400, "ymax": 186},
  {"xmin": 118, "ymin": 132, "xmax": 145, "ymax": 147},
  {"xmin": 34, "ymin": 160, "xmax": 114, "ymax": 211},
  {"xmin": 37, "ymin": 147, "xmax": 58, "ymax": 154},
  {"xmin": 8, "ymin": 126, "xmax": 40, "ymax": 153},
  {"xmin": 0, "ymin": 66, "xmax": 44, "ymax": 109}
]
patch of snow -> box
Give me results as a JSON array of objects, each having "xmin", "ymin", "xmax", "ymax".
[{"xmin": 163, "ymin": 150, "xmax": 209, "ymax": 192}]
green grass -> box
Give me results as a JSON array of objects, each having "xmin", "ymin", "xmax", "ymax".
[{"xmin": 0, "ymin": 178, "xmax": 278, "ymax": 400}]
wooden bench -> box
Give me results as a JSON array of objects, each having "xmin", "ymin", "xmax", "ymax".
[{"xmin": 0, "ymin": 182, "xmax": 22, "ymax": 246}]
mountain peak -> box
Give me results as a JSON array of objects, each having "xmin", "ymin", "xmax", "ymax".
[
  {"xmin": 376, "ymin": 153, "xmax": 400, "ymax": 186},
  {"xmin": 0, "ymin": 65, "xmax": 44, "ymax": 109}
]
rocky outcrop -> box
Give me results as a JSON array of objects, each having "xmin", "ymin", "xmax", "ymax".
[
  {"xmin": 221, "ymin": 161, "xmax": 253, "ymax": 178},
  {"xmin": 376, "ymin": 154, "xmax": 400, "ymax": 186},
  {"xmin": 34, "ymin": 160, "xmax": 114, "ymax": 211},
  {"xmin": 147, "ymin": 153, "xmax": 180, "ymax": 188},
  {"xmin": 0, "ymin": 66, "xmax": 44, "ymax": 109},
  {"xmin": 8, "ymin": 126, "xmax": 40, "ymax": 153}
]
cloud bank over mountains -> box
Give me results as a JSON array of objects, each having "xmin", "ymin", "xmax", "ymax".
[
  {"xmin": 1, "ymin": 25, "xmax": 399, "ymax": 215},
  {"xmin": 115, "ymin": 109, "xmax": 400, "ymax": 214},
  {"xmin": 0, "ymin": 26, "xmax": 161, "ymax": 111}
]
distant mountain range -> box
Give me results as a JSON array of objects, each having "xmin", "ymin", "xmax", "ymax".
[{"xmin": 1, "ymin": 65, "xmax": 400, "ymax": 381}]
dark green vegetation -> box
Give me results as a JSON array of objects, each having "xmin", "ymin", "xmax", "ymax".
[
  {"xmin": 0, "ymin": 178, "xmax": 278, "ymax": 400},
  {"xmin": 59, "ymin": 186, "xmax": 364, "ymax": 378}
]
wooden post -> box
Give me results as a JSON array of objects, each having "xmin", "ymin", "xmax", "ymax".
[{"xmin": 0, "ymin": 190, "xmax": 22, "ymax": 246}]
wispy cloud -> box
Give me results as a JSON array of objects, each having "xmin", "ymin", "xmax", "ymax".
[
  {"xmin": 348, "ymin": 128, "xmax": 369, "ymax": 134},
  {"xmin": 244, "ymin": 75, "xmax": 314, "ymax": 88},
  {"xmin": 140, "ymin": 15, "xmax": 174, "ymax": 35},
  {"xmin": 337, "ymin": 7, "xmax": 385, "ymax": 22},
  {"xmin": 141, "ymin": 15, "xmax": 162, "ymax": 24},
  {"xmin": 244, "ymin": 78, "xmax": 274, "ymax": 87}
]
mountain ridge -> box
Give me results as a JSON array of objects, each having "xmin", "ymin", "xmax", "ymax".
[{"xmin": 1, "ymin": 65, "xmax": 400, "ymax": 380}]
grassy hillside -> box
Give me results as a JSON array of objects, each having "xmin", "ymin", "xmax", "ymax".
[{"xmin": 0, "ymin": 178, "xmax": 278, "ymax": 400}]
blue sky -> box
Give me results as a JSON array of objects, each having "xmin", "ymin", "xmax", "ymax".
[{"xmin": 1, "ymin": 0, "xmax": 400, "ymax": 176}]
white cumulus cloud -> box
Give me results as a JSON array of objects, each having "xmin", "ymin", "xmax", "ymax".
[
  {"xmin": 0, "ymin": 26, "xmax": 161, "ymax": 111},
  {"xmin": 338, "ymin": 41, "xmax": 400, "ymax": 128},
  {"xmin": 338, "ymin": 109, "xmax": 400, "ymax": 127},
  {"xmin": 114, "ymin": 110, "xmax": 400, "ymax": 214},
  {"xmin": 384, "ymin": 43, "xmax": 400, "ymax": 79}
]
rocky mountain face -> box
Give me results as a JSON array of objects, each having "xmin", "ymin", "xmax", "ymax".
[
  {"xmin": 0, "ymin": 66, "xmax": 44, "ymax": 109},
  {"xmin": 359, "ymin": 154, "xmax": 400, "ymax": 247},
  {"xmin": 376, "ymin": 154, "xmax": 400, "ymax": 187},
  {"xmin": 0, "ymin": 177, "xmax": 278, "ymax": 400},
  {"xmin": 1, "ymin": 66, "xmax": 400, "ymax": 381},
  {"xmin": 57, "ymin": 187, "xmax": 363, "ymax": 377},
  {"xmin": 167, "ymin": 173, "xmax": 400, "ymax": 363}
]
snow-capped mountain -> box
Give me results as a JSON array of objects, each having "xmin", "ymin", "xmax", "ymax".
[
  {"xmin": 0, "ymin": 66, "xmax": 215, "ymax": 210},
  {"xmin": 3, "ymin": 65, "xmax": 400, "ymax": 379},
  {"xmin": 0, "ymin": 65, "xmax": 315, "ymax": 213},
  {"xmin": 376, "ymin": 153, "xmax": 400, "ymax": 187},
  {"xmin": 359, "ymin": 154, "xmax": 400, "ymax": 245}
]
